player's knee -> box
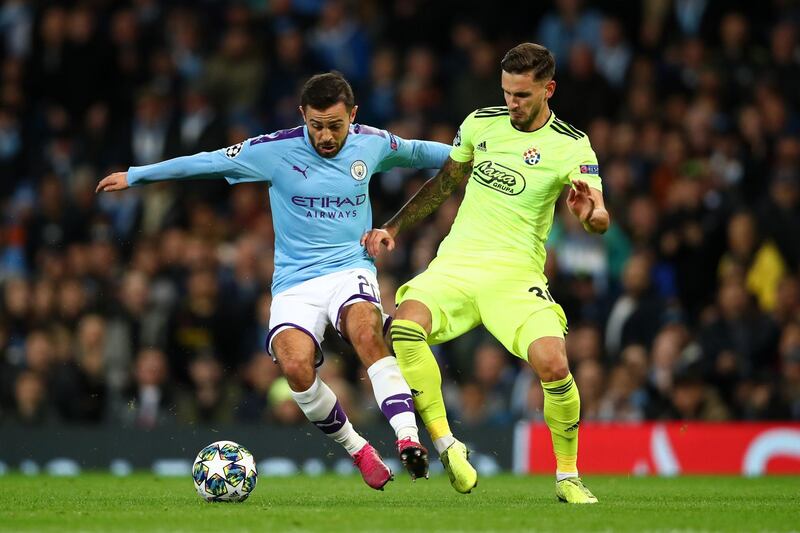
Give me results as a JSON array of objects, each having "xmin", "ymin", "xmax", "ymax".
[
  {"xmin": 533, "ymin": 351, "xmax": 570, "ymax": 382},
  {"xmin": 539, "ymin": 361, "xmax": 570, "ymax": 383},
  {"xmin": 278, "ymin": 357, "xmax": 315, "ymax": 391},
  {"xmin": 350, "ymin": 324, "xmax": 383, "ymax": 353},
  {"xmin": 394, "ymin": 301, "xmax": 432, "ymax": 334},
  {"xmin": 528, "ymin": 337, "xmax": 570, "ymax": 382}
]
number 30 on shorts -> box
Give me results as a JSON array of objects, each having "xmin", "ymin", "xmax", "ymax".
[{"xmin": 528, "ymin": 285, "xmax": 554, "ymax": 302}]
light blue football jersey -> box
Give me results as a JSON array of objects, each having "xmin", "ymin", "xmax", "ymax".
[{"xmin": 127, "ymin": 124, "xmax": 450, "ymax": 294}]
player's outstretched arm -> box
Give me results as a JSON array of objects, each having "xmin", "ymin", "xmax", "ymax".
[
  {"xmin": 95, "ymin": 172, "xmax": 129, "ymax": 193},
  {"xmin": 361, "ymin": 157, "xmax": 472, "ymax": 257},
  {"xmin": 396, "ymin": 139, "xmax": 451, "ymax": 170},
  {"xmin": 95, "ymin": 142, "xmax": 268, "ymax": 193},
  {"xmin": 567, "ymin": 179, "xmax": 610, "ymax": 234}
]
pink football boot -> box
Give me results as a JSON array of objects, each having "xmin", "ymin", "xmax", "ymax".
[{"xmin": 353, "ymin": 443, "xmax": 393, "ymax": 490}]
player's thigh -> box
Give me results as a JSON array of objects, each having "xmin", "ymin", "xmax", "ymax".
[
  {"xmin": 477, "ymin": 275, "xmax": 568, "ymax": 361},
  {"xmin": 396, "ymin": 262, "xmax": 481, "ymax": 345},
  {"xmin": 339, "ymin": 301, "xmax": 389, "ymax": 366},
  {"xmin": 271, "ymin": 328, "xmax": 317, "ymax": 390},
  {"xmin": 267, "ymin": 286, "xmax": 328, "ymax": 368},
  {"xmin": 326, "ymin": 268, "xmax": 389, "ymax": 341},
  {"xmin": 339, "ymin": 300, "xmax": 384, "ymax": 341}
]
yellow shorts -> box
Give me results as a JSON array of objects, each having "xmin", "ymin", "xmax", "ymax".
[{"xmin": 396, "ymin": 257, "xmax": 568, "ymax": 360}]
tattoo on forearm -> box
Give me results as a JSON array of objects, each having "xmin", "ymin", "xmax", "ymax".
[{"xmin": 383, "ymin": 158, "xmax": 473, "ymax": 235}]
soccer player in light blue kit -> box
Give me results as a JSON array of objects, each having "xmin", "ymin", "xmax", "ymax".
[{"xmin": 97, "ymin": 73, "xmax": 450, "ymax": 490}]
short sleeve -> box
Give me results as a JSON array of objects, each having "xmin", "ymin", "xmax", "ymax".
[
  {"xmin": 563, "ymin": 136, "xmax": 602, "ymax": 191},
  {"xmin": 449, "ymin": 112, "xmax": 477, "ymax": 163}
]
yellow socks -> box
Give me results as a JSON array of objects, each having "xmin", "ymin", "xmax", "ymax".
[
  {"xmin": 391, "ymin": 317, "xmax": 581, "ymax": 476},
  {"xmin": 390, "ymin": 319, "xmax": 452, "ymax": 443},
  {"xmin": 542, "ymin": 373, "xmax": 580, "ymax": 476}
]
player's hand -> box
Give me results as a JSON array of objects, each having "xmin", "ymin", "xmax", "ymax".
[
  {"xmin": 567, "ymin": 179, "xmax": 595, "ymax": 222},
  {"xmin": 361, "ymin": 228, "xmax": 396, "ymax": 258},
  {"xmin": 95, "ymin": 172, "xmax": 129, "ymax": 193}
]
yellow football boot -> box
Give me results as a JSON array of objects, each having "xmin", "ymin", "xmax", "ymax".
[{"xmin": 439, "ymin": 440, "xmax": 478, "ymax": 494}]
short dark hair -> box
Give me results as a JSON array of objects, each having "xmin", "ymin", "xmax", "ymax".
[
  {"xmin": 300, "ymin": 72, "xmax": 355, "ymax": 110},
  {"xmin": 500, "ymin": 43, "xmax": 555, "ymax": 82}
]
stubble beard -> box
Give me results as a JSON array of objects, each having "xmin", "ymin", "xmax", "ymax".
[
  {"xmin": 313, "ymin": 138, "xmax": 343, "ymax": 158},
  {"xmin": 511, "ymin": 107, "xmax": 536, "ymax": 131},
  {"xmin": 511, "ymin": 101, "xmax": 546, "ymax": 131}
]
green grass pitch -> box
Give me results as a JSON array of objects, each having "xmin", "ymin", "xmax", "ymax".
[{"xmin": 0, "ymin": 473, "xmax": 797, "ymax": 532}]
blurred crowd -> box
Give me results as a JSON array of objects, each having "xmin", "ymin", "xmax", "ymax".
[{"xmin": 1, "ymin": 0, "xmax": 800, "ymax": 429}]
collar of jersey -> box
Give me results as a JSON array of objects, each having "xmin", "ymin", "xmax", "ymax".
[{"xmin": 509, "ymin": 110, "xmax": 555, "ymax": 134}]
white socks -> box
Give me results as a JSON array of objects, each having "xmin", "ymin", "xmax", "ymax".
[
  {"xmin": 291, "ymin": 356, "xmax": 422, "ymax": 457},
  {"xmin": 291, "ymin": 375, "xmax": 367, "ymax": 456},
  {"xmin": 367, "ymin": 356, "xmax": 419, "ymax": 442},
  {"xmin": 433, "ymin": 435, "xmax": 456, "ymax": 454}
]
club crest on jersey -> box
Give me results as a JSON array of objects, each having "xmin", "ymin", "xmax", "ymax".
[
  {"xmin": 350, "ymin": 160, "xmax": 367, "ymax": 181},
  {"xmin": 523, "ymin": 146, "xmax": 541, "ymax": 165},
  {"xmin": 225, "ymin": 142, "xmax": 243, "ymax": 159}
]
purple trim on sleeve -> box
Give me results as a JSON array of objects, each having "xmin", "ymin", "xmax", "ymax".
[
  {"xmin": 352, "ymin": 124, "xmax": 385, "ymax": 137},
  {"xmin": 380, "ymin": 393, "xmax": 414, "ymax": 420},
  {"xmin": 313, "ymin": 400, "xmax": 348, "ymax": 435},
  {"xmin": 265, "ymin": 322, "xmax": 325, "ymax": 368},
  {"xmin": 383, "ymin": 316, "xmax": 393, "ymax": 338},
  {"xmin": 334, "ymin": 294, "xmax": 381, "ymax": 343},
  {"xmin": 250, "ymin": 126, "xmax": 305, "ymax": 146}
]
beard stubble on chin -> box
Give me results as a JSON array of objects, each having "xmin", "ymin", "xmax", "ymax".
[
  {"xmin": 511, "ymin": 101, "xmax": 545, "ymax": 131},
  {"xmin": 511, "ymin": 113, "xmax": 535, "ymax": 131},
  {"xmin": 314, "ymin": 140, "xmax": 341, "ymax": 158}
]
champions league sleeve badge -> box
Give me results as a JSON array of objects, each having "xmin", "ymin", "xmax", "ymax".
[
  {"xmin": 350, "ymin": 160, "xmax": 368, "ymax": 181},
  {"xmin": 225, "ymin": 142, "xmax": 244, "ymax": 159}
]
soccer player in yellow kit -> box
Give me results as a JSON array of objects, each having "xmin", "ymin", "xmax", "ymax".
[{"xmin": 362, "ymin": 43, "xmax": 609, "ymax": 502}]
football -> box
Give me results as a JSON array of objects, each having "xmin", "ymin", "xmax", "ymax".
[{"xmin": 192, "ymin": 440, "xmax": 258, "ymax": 502}]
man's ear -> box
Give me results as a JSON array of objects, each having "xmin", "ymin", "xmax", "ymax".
[
  {"xmin": 545, "ymin": 80, "xmax": 556, "ymax": 100},
  {"xmin": 350, "ymin": 105, "xmax": 358, "ymax": 123},
  {"xmin": 299, "ymin": 105, "xmax": 306, "ymax": 122}
]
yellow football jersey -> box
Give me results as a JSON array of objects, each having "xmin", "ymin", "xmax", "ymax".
[{"xmin": 440, "ymin": 106, "xmax": 603, "ymax": 273}]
